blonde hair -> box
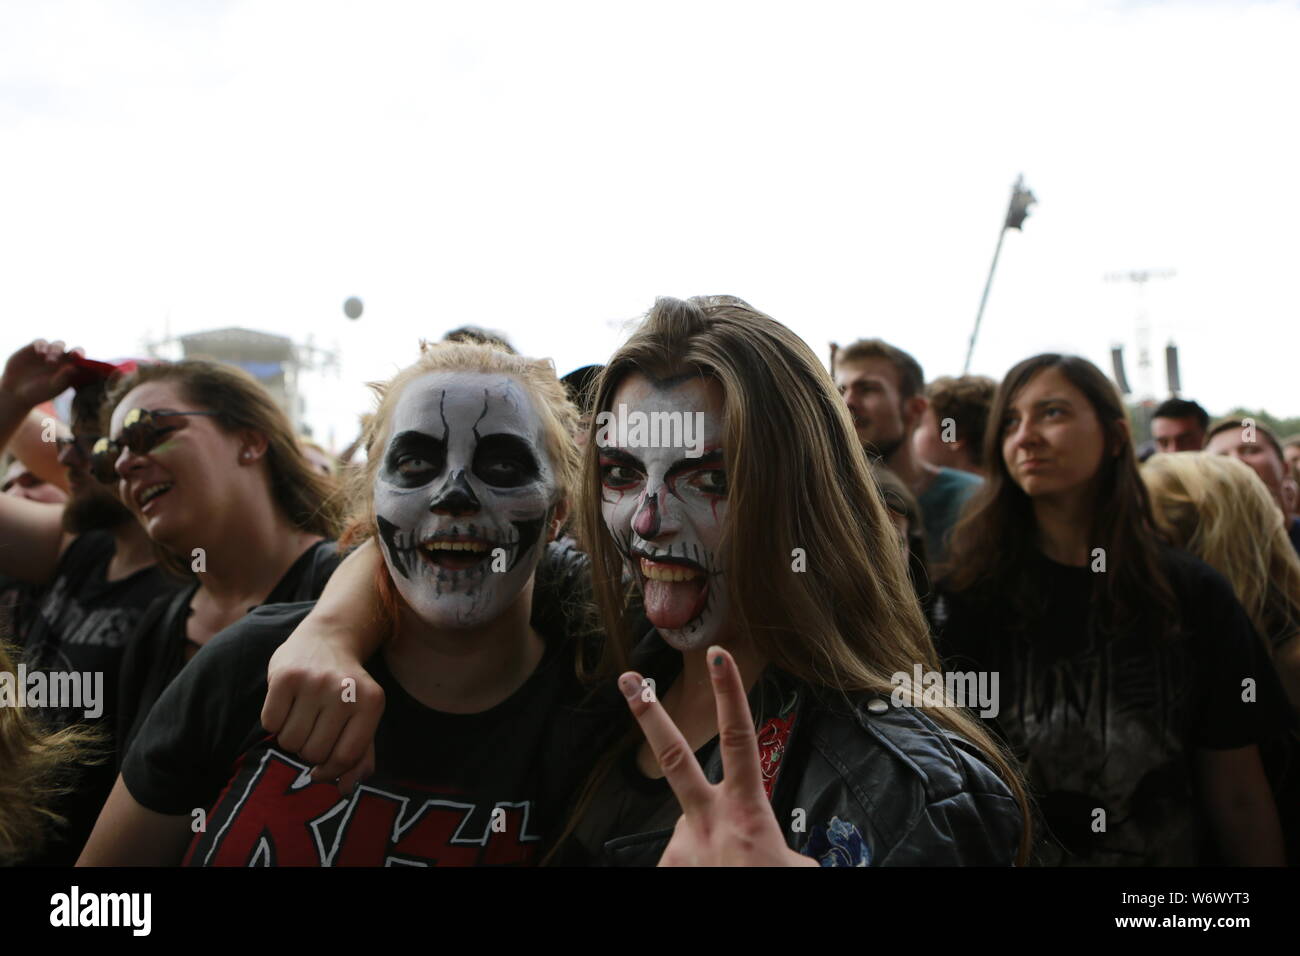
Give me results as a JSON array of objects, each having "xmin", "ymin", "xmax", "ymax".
[
  {"xmin": 0, "ymin": 638, "xmax": 105, "ymax": 864},
  {"xmin": 339, "ymin": 341, "xmax": 580, "ymax": 629},
  {"xmin": 1143, "ymin": 452, "xmax": 1300, "ymax": 650}
]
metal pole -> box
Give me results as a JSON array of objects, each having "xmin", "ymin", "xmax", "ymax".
[{"xmin": 963, "ymin": 224, "xmax": 1007, "ymax": 375}]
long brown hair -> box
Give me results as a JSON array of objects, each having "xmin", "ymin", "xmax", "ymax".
[
  {"xmin": 103, "ymin": 360, "xmax": 345, "ymax": 576},
  {"xmin": 562, "ymin": 295, "xmax": 1030, "ymax": 859},
  {"xmin": 942, "ymin": 353, "xmax": 1180, "ymax": 640}
]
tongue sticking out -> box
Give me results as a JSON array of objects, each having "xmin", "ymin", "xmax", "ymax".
[{"xmin": 643, "ymin": 577, "xmax": 708, "ymax": 631}]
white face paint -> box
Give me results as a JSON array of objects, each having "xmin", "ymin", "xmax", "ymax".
[
  {"xmin": 373, "ymin": 371, "xmax": 556, "ymax": 629},
  {"xmin": 598, "ymin": 373, "xmax": 729, "ymax": 651}
]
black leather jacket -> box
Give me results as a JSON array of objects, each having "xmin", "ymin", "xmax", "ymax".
[
  {"xmin": 597, "ymin": 632, "xmax": 1025, "ymax": 867},
  {"xmin": 536, "ymin": 540, "xmax": 1023, "ymax": 866}
]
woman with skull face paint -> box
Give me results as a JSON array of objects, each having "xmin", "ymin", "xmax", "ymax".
[
  {"xmin": 540, "ymin": 296, "xmax": 1028, "ymax": 865},
  {"xmin": 258, "ymin": 299, "xmax": 1030, "ymax": 866},
  {"xmin": 79, "ymin": 343, "xmax": 586, "ymax": 866}
]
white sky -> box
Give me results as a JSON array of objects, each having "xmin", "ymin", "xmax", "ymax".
[{"xmin": 3, "ymin": 0, "xmax": 1297, "ymax": 449}]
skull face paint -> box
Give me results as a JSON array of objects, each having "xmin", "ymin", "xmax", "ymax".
[
  {"xmin": 598, "ymin": 373, "xmax": 729, "ymax": 651},
  {"xmin": 373, "ymin": 371, "xmax": 556, "ymax": 629}
]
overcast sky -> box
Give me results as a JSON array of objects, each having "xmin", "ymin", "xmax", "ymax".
[{"xmin": 3, "ymin": 0, "xmax": 1296, "ymax": 448}]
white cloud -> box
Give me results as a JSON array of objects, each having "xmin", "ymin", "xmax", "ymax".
[{"xmin": 2, "ymin": 0, "xmax": 1297, "ymax": 449}]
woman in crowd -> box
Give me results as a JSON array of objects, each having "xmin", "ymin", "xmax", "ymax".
[
  {"xmin": 258, "ymin": 296, "xmax": 1030, "ymax": 866},
  {"xmin": 79, "ymin": 342, "xmax": 586, "ymax": 865},
  {"xmin": 1141, "ymin": 450, "xmax": 1300, "ymax": 859},
  {"xmin": 937, "ymin": 354, "xmax": 1291, "ymax": 866},
  {"xmin": 95, "ymin": 360, "xmax": 343, "ymax": 760}
]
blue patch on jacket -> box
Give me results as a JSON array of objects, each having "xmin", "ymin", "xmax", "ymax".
[{"xmin": 803, "ymin": 817, "xmax": 870, "ymax": 867}]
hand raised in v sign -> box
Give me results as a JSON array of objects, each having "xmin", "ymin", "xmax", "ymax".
[{"xmin": 618, "ymin": 645, "xmax": 818, "ymax": 867}]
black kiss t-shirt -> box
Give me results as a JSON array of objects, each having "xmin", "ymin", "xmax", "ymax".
[{"xmin": 122, "ymin": 601, "xmax": 594, "ymax": 866}]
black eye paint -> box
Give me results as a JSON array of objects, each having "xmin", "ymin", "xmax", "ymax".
[
  {"xmin": 384, "ymin": 431, "xmax": 447, "ymax": 488},
  {"xmin": 473, "ymin": 433, "xmax": 540, "ymax": 489}
]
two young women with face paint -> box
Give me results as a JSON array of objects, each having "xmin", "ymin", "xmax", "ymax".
[{"xmin": 252, "ymin": 296, "xmax": 1027, "ymax": 867}]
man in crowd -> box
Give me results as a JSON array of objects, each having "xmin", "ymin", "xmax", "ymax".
[
  {"xmin": 1283, "ymin": 434, "xmax": 1300, "ymax": 474},
  {"xmin": 832, "ymin": 339, "xmax": 981, "ymax": 566},
  {"xmin": 912, "ymin": 375, "xmax": 997, "ymax": 477},
  {"xmin": 0, "ymin": 341, "xmax": 183, "ymax": 863},
  {"xmin": 1205, "ymin": 417, "xmax": 1300, "ymax": 555},
  {"xmin": 1151, "ymin": 398, "xmax": 1210, "ymax": 453}
]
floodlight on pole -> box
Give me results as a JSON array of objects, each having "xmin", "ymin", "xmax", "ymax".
[{"xmin": 963, "ymin": 174, "xmax": 1036, "ymax": 374}]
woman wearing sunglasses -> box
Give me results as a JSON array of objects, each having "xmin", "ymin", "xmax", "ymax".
[
  {"xmin": 92, "ymin": 360, "xmax": 344, "ymax": 762},
  {"xmin": 257, "ymin": 297, "xmax": 1030, "ymax": 866}
]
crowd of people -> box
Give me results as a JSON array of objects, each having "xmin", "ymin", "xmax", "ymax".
[{"xmin": 0, "ymin": 296, "xmax": 1296, "ymax": 867}]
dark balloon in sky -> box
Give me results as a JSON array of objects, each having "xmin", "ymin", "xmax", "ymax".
[{"xmin": 343, "ymin": 297, "xmax": 363, "ymax": 319}]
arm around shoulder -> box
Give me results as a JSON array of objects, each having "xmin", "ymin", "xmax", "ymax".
[{"xmin": 262, "ymin": 539, "xmax": 387, "ymax": 789}]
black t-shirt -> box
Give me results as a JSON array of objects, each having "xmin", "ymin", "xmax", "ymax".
[
  {"xmin": 15, "ymin": 530, "xmax": 183, "ymax": 730},
  {"xmin": 569, "ymin": 733, "xmax": 718, "ymax": 865},
  {"xmin": 123, "ymin": 601, "xmax": 596, "ymax": 866},
  {"xmin": 116, "ymin": 540, "xmax": 339, "ymax": 763},
  {"xmin": 937, "ymin": 546, "xmax": 1294, "ymax": 866},
  {"xmin": 0, "ymin": 572, "xmax": 34, "ymax": 644},
  {"xmin": 11, "ymin": 529, "xmax": 184, "ymax": 865}
]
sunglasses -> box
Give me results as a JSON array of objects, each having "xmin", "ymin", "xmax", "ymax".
[{"xmin": 91, "ymin": 408, "xmax": 221, "ymax": 484}]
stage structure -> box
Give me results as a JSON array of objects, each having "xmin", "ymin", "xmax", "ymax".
[{"xmin": 143, "ymin": 327, "xmax": 340, "ymax": 437}]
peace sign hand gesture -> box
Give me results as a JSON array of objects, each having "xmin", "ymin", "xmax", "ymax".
[{"xmin": 618, "ymin": 646, "xmax": 818, "ymax": 867}]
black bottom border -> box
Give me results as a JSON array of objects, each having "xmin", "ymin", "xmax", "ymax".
[{"xmin": 4, "ymin": 865, "xmax": 1287, "ymax": 941}]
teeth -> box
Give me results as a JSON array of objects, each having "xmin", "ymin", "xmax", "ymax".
[
  {"xmin": 420, "ymin": 541, "xmax": 491, "ymax": 554},
  {"xmin": 640, "ymin": 559, "xmax": 702, "ymax": 583},
  {"xmin": 139, "ymin": 483, "xmax": 172, "ymax": 505}
]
